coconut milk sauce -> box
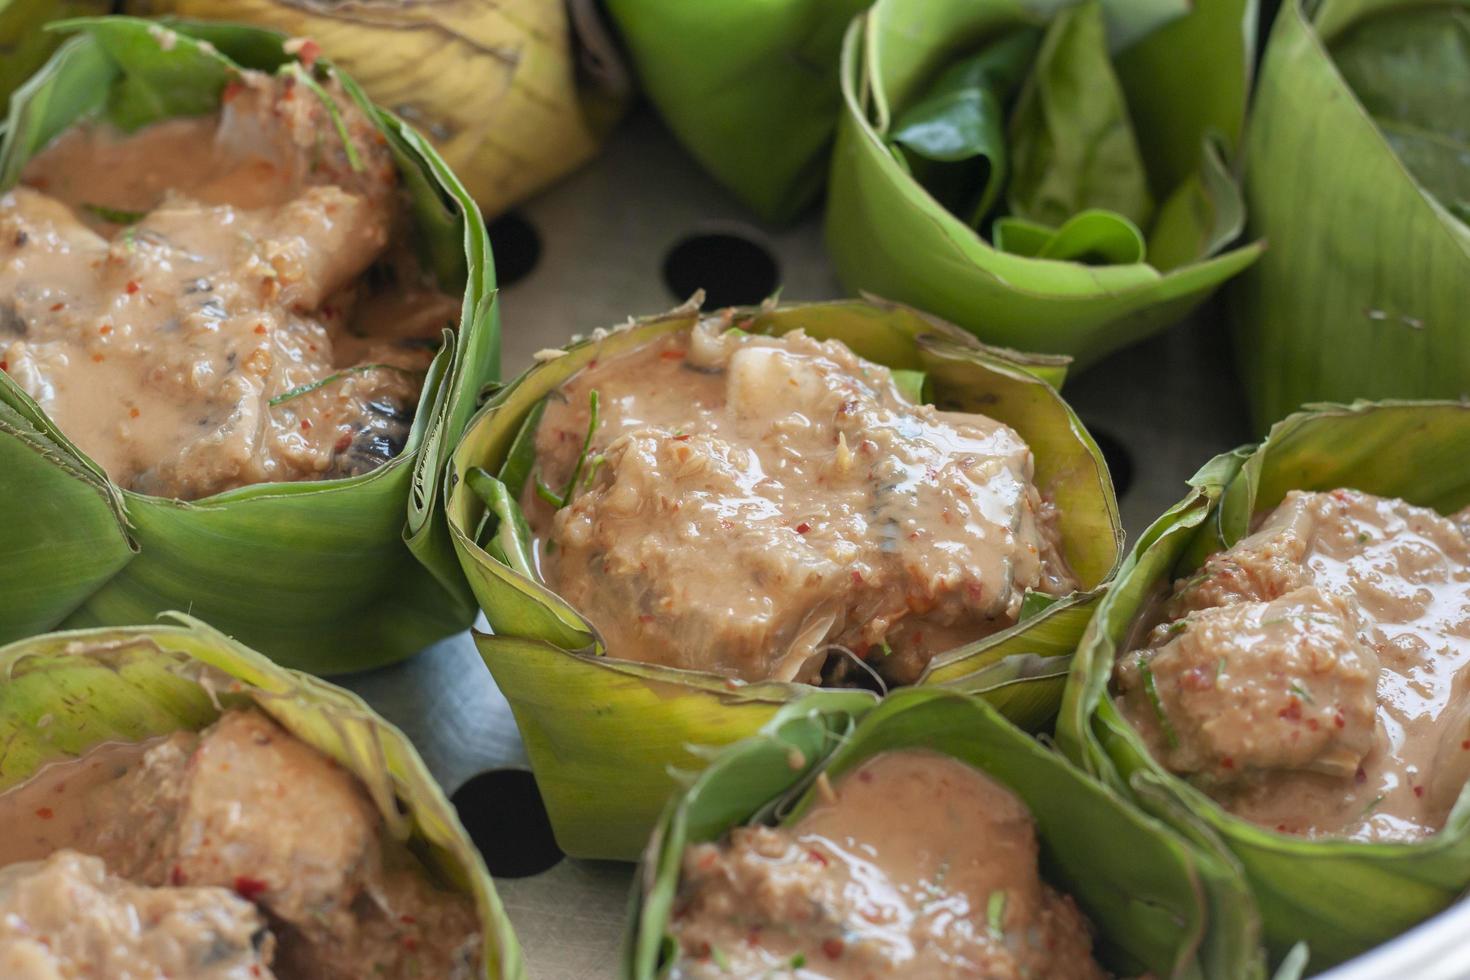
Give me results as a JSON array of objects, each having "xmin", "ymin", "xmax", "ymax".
[
  {"xmin": 0, "ymin": 739, "xmax": 158, "ymax": 867},
  {"xmin": 526, "ymin": 322, "xmax": 1074, "ymax": 685},
  {"xmin": 671, "ymin": 751, "xmax": 1104, "ymax": 978},
  {"xmin": 1125, "ymin": 490, "xmax": 1470, "ymax": 840},
  {"xmin": 0, "ymin": 75, "xmax": 457, "ymax": 500}
]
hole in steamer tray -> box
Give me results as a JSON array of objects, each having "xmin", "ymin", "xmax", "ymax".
[
  {"xmin": 662, "ymin": 231, "xmax": 781, "ymax": 309},
  {"xmin": 452, "ymin": 768, "xmax": 564, "ymax": 878},
  {"xmin": 487, "ymin": 210, "xmax": 543, "ymax": 288},
  {"xmin": 1083, "ymin": 422, "xmax": 1134, "ymax": 498}
]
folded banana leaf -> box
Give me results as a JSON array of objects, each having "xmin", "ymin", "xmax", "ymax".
[
  {"xmin": 0, "ymin": 16, "xmax": 499, "ymax": 672},
  {"xmin": 827, "ymin": 0, "xmax": 1263, "ymax": 367},
  {"xmin": 123, "ymin": 0, "xmax": 629, "ymax": 215},
  {"xmin": 626, "ymin": 687, "xmax": 1267, "ymax": 979},
  {"xmin": 1230, "ymin": 0, "xmax": 1470, "ymax": 430},
  {"xmin": 0, "ymin": 0, "xmax": 110, "ymax": 108},
  {"xmin": 1057, "ymin": 400, "xmax": 1470, "ymax": 967},
  {"xmin": 601, "ymin": 0, "xmax": 868, "ymax": 224},
  {"xmin": 0, "ymin": 616, "xmax": 523, "ymax": 977},
  {"xmin": 446, "ymin": 297, "xmax": 1121, "ymax": 860}
]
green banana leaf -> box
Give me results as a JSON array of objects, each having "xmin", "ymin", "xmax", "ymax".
[
  {"xmin": 626, "ymin": 687, "xmax": 1267, "ymax": 979},
  {"xmin": 0, "ymin": 616, "xmax": 523, "ymax": 977},
  {"xmin": 0, "ymin": 0, "xmax": 110, "ymax": 111},
  {"xmin": 446, "ymin": 297, "xmax": 1122, "ymax": 860},
  {"xmin": 826, "ymin": 0, "xmax": 1263, "ymax": 368},
  {"xmin": 1230, "ymin": 0, "xmax": 1470, "ymax": 430},
  {"xmin": 0, "ymin": 16, "xmax": 500, "ymax": 672},
  {"xmin": 1057, "ymin": 400, "xmax": 1470, "ymax": 968},
  {"xmin": 601, "ymin": 0, "xmax": 870, "ymax": 224}
]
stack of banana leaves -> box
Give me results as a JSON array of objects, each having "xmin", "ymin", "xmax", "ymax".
[
  {"xmin": 1231, "ymin": 0, "xmax": 1470, "ymax": 429},
  {"xmin": 603, "ymin": 0, "xmax": 1262, "ymax": 366},
  {"xmin": 0, "ymin": 16, "xmax": 499, "ymax": 672},
  {"xmin": 447, "ymin": 296, "xmax": 1122, "ymax": 860},
  {"xmin": 1, "ymin": 0, "xmax": 628, "ymax": 216},
  {"xmin": 0, "ymin": 617, "xmax": 523, "ymax": 977}
]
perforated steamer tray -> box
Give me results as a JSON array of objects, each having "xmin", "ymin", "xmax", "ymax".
[{"xmin": 338, "ymin": 109, "xmax": 1470, "ymax": 979}]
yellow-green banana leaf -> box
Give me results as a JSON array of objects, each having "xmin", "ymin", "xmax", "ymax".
[
  {"xmin": 0, "ymin": 0, "xmax": 110, "ymax": 107},
  {"xmin": 1229, "ymin": 0, "xmax": 1470, "ymax": 430},
  {"xmin": 826, "ymin": 0, "xmax": 1263, "ymax": 367},
  {"xmin": 0, "ymin": 16, "xmax": 500, "ymax": 672},
  {"xmin": 447, "ymin": 297, "xmax": 1121, "ymax": 860},
  {"xmin": 1057, "ymin": 400, "xmax": 1470, "ymax": 967},
  {"xmin": 124, "ymin": 0, "xmax": 629, "ymax": 216},
  {"xmin": 0, "ymin": 616, "xmax": 523, "ymax": 977},
  {"xmin": 627, "ymin": 688, "xmax": 1267, "ymax": 979}
]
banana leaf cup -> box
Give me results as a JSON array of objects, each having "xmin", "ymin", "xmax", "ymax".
[
  {"xmin": 446, "ymin": 297, "xmax": 1122, "ymax": 860},
  {"xmin": 626, "ymin": 687, "xmax": 1267, "ymax": 979},
  {"xmin": 601, "ymin": 0, "xmax": 868, "ymax": 223},
  {"xmin": 0, "ymin": 17, "xmax": 499, "ymax": 672},
  {"xmin": 0, "ymin": 616, "xmax": 524, "ymax": 977},
  {"xmin": 1229, "ymin": 0, "xmax": 1470, "ymax": 430},
  {"xmin": 124, "ymin": 0, "xmax": 630, "ymax": 215},
  {"xmin": 826, "ymin": 0, "xmax": 1264, "ymax": 367},
  {"xmin": 1057, "ymin": 400, "xmax": 1470, "ymax": 967}
]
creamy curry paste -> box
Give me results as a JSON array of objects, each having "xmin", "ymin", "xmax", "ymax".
[
  {"xmin": 670, "ymin": 750, "xmax": 1105, "ymax": 978},
  {"xmin": 1117, "ymin": 489, "xmax": 1470, "ymax": 840},
  {"xmin": 526, "ymin": 319, "xmax": 1075, "ymax": 685},
  {"xmin": 0, "ymin": 709, "xmax": 480, "ymax": 979},
  {"xmin": 0, "ymin": 70, "xmax": 458, "ymax": 499}
]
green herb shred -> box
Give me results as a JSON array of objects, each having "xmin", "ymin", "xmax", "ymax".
[
  {"xmin": 1138, "ymin": 655, "xmax": 1180, "ymax": 749},
  {"xmin": 82, "ymin": 203, "xmax": 147, "ymax": 225},
  {"xmin": 987, "ymin": 889, "xmax": 1007, "ymax": 940}
]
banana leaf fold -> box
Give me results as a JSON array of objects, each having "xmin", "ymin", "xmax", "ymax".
[
  {"xmin": 1057, "ymin": 400, "xmax": 1470, "ymax": 967},
  {"xmin": 447, "ymin": 297, "xmax": 1121, "ymax": 860},
  {"xmin": 626, "ymin": 687, "xmax": 1267, "ymax": 979},
  {"xmin": 0, "ymin": 616, "xmax": 524, "ymax": 977},
  {"xmin": 1229, "ymin": 0, "xmax": 1470, "ymax": 430},
  {"xmin": 0, "ymin": 16, "xmax": 500, "ymax": 672},
  {"xmin": 826, "ymin": 0, "xmax": 1264, "ymax": 367},
  {"xmin": 123, "ymin": 0, "xmax": 630, "ymax": 215}
]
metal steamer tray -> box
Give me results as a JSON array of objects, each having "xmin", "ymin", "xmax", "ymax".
[{"xmin": 338, "ymin": 110, "xmax": 1470, "ymax": 980}]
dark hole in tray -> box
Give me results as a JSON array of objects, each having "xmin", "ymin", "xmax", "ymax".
[
  {"xmin": 487, "ymin": 210, "xmax": 542, "ymax": 288},
  {"xmin": 1086, "ymin": 424, "xmax": 1135, "ymax": 498},
  {"xmin": 452, "ymin": 768, "xmax": 564, "ymax": 878},
  {"xmin": 662, "ymin": 231, "xmax": 780, "ymax": 309}
]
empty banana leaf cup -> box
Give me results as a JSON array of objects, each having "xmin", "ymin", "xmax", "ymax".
[
  {"xmin": 627, "ymin": 687, "xmax": 1267, "ymax": 979},
  {"xmin": 0, "ymin": 17, "xmax": 499, "ymax": 671},
  {"xmin": 447, "ymin": 297, "xmax": 1121, "ymax": 859},
  {"xmin": 0, "ymin": 618, "xmax": 521, "ymax": 978},
  {"xmin": 826, "ymin": 0, "xmax": 1264, "ymax": 366},
  {"xmin": 1059, "ymin": 400, "xmax": 1470, "ymax": 969}
]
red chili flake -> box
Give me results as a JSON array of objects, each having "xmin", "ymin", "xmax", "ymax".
[
  {"xmin": 334, "ymin": 433, "xmax": 353, "ymax": 452},
  {"xmin": 1335, "ymin": 713, "xmax": 1346, "ymax": 729},
  {"xmin": 692, "ymin": 942, "xmax": 711, "ymax": 960},
  {"xmin": 98, "ymin": 325, "xmax": 112, "ymax": 335},
  {"xmin": 858, "ymin": 769, "xmax": 873, "ymax": 783},
  {"xmin": 300, "ymin": 419, "xmax": 312, "ymax": 431},
  {"xmin": 1462, "ymin": 740, "xmax": 1470, "ymax": 751},
  {"xmin": 795, "ymin": 522, "xmax": 811, "ymax": 534},
  {"xmin": 0, "ymin": 361, "xmax": 7, "ymax": 372},
  {"xmin": 124, "ymin": 280, "xmax": 139, "ymax": 295},
  {"xmin": 401, "ymin": 936, "xmax": 419, "ymax": 953},
  {"xmin": 91, "ymin": 353, "xmax": 104, "ymax": 362},
  {"xmin": 1278, "ymin": 699, "xmax": 1303, "ymax": 722},
  {"xmin": 399, "ymin": 915, "xmax": 416, "ymax": 926},
  {"xmin": 49, "ymin": 302, "xmax": 64, "ymax": 312},
  {"xmin": 673, "ymin": 433, "xmax": 691, "ymax": 442},
  {"xmin": 253, "ymin": 324, "xmax": 267, "ymax": 335},
  {"xmin": 822, "ymin": 938, "xmax": 845, "ymax": 960},
  {"xmin": 697, "ymin": 850, "xmax": 718, "ymax": 872},
  {"xmin": 1355, "ymin": 765, "xmax": 1368, "ymax": 784},
  {"xmin": 34, "ymin": 807, "xmax": 53, "ymax": 820},
  {"xmin": 321, "ymin": 304, "xmax": 336, "ymax": 318},
  {"xmin": 807, "ymin": 849, "xmax": 828, "ymax": 867},
  {"xmin": 851, "ymin": 570, "xmax": 864, "ymax": 585},
  {"xmin": 296, "ymin": 39, "xmax": 322, "ymax": 68},
  {"xmin": 1277, "ymin": 823, "xmax": 1288, "ymax": 832},
  {"xmin": 170, "ymin": 865, "xmax": 187, "ymax": 886},
  {"xmin": 129, "ymin": 408, "xmax": 140, "ymax": 419},
  {"xmin": 1220, "ymin": 756, "xmax": 1236, "ymax": 770},
  {"xmin": 233, "ymin": 876, "xmax": 269, "ymax": 901},
  {"xmin": 1307, "ymin": 718, "xmax": 1320, "ymax": 731},
  {"xmin": 638, "ymin": 614, "xmax": 655, "ymax": 624},
  {"xmin": 659, "ymin": 349, "xmax": 686, "ymax": 361},
  {"xmin": 746, "ymin": 928, "xmax": 762, "ymax": 947},
  {"xmin": 222, "ymin": 80, "xmax": 245, "ymax": 102},
  {"xmin": 1415, "ymin": 786, "xmax": 1426, "ymax": 798}
]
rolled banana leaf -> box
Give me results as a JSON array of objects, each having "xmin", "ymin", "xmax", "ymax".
[
  {"xmin": 125, "ymin": 0, "xmax": 629, "ymax": 216},
  {"xmin": 826, "ymin": 0, "xmax": 1264, "ymax": 367},
  {"xmin": 446, "ymin": 297, "xmax": 1122, "ymax": 860},
  {"xmin": 626, "ymin": 687, "xmax": 1267, "ymax": 979},
  {"xmin": 0, "ymin": 615, "xmax": 523, "ymax": 977},
  {"xmin": 1229, "ymin": 0, "xmax": 1470, "ymax": 431},
  {"xmin": 1057, "ymin": 400, "xmax": 1470, "ymax": 967},
  {"xmin": 601, "ymin": 0, "xmax": 868, "ymax": 223},
  {"xmin": 0, "ymin": 16, "xmax": 499, "ymax": 672},
  {"xmin": 0, "ymin": 0, "xmax": 110, "ymax": 108}
]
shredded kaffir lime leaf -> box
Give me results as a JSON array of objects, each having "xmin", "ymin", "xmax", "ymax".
[
  {"xmin": 536, "ymin": 388, "xmax": 600, "ymax": 509},
  {"xmin": 1138, "ymin": 655, "xmax": 1179, "ymax": 749},
  {"xmin": 269, "ymin": 363, "xmax": 417, "ymax": 406}
]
